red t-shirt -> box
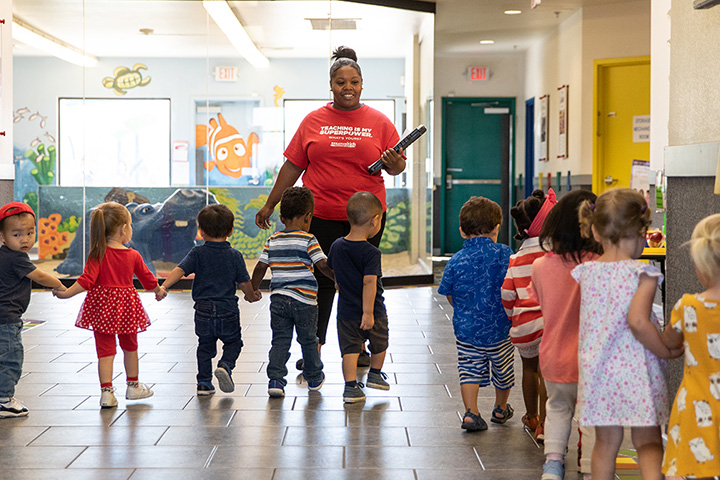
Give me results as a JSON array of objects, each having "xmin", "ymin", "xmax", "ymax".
[
  {"xmin": 77, "ymin": 247, "xmax": 158, "ymax": 291},
  {"xmin": 283, "ymin": 104, "xmax": 400, "ymax": 221}
]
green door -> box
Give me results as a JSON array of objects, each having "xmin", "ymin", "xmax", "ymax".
[{"xmin": 441, "ymin": 97, "xmax": 514, "ymax": 254}]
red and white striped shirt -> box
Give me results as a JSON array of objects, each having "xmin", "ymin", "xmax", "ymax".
[{"xmin": 501, "ymin": 237, "xmax": 545, "ymax": 347}]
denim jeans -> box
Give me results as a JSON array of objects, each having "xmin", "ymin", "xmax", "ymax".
[
  {"xmin": 0, "ymin": 322, "xmax": 24, "ymax": 398},
  {"xmin": 267, "ymin": 294, "xmax": 323, "ymax": 386},
  {"xmin": 194, "ymin": 300, "xmax": 243, "ymax": 384}
]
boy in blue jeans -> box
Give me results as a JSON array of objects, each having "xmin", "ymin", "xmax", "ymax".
[
  {"xmin": 438, "ymin": 196, "xmax": 515, "ymax": 431},
  {"xmin": 250, "ymin": 187, "xmax": 334, "ymax": 397},
  {"xmin": 0, "ymin": 202, "xmax": 67, "ymax": 417},
  {"xmin": 327, "ymin": 192, "xmax": 390, "ymax": 403},
  {"xmin": 159, "ymin": 204, "xmax": 259, "ymax": 396}
]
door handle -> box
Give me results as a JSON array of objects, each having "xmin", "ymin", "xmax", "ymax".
[
  {"xmin": 446, "ymin": 174, "xmax": 453, "ymax": 190},
  {"xmin": 604, "ymin": 175, "xmax": 618, "ymax": 185}
]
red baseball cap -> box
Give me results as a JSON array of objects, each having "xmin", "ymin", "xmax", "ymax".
[{"xmin": 0, "ymin": 202, "xmax": 36, "ymax": 223}]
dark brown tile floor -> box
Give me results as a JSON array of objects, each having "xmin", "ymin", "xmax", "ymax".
[{"xmin": 1, "ymin": 287, "xmax": 586, "ymax": 479}]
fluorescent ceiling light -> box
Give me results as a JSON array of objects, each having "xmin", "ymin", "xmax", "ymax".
[
  {"xmin": 504, "ymin": 10, "xmax": 522, "ymax": 15},
  {"xmin": 12, "ymin": 18, "xmax": 98, "ymax": 67},
  {"xmin": 203, "ymin": 0, "xmax": 269, "ymax": 68},
  {"xmin": 480, "ymin": 40, "xmax": 495, "ymax": 44}
]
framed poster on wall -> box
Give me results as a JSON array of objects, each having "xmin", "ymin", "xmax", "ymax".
[
  {"xmin": 538, "ymin": 94, "xmax": 549, "ymax": 162},
  {"xmin": 557, "ymin": 85, "xmax": 568, "ymax": 159}
]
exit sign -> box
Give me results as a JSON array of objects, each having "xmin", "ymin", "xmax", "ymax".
[
  {"xmin": 215, "ymin": 66, "xmax": 238, "ymax": 82},
  {"xmin": 467, "ymin": 67, "xmax": 488, "ymax": 81}
]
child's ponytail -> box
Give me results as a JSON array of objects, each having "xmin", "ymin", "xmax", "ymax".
[
  {"xmin": 577, "ymin": 199, "xmax": 595, "ymax": 240},
  {"xmin": 691, "ymin": 213, "xmax": 720, "ymax": 282},
  {"xmin": 88, "ymin": 202, "xmax": 130, "ymax": 263}
]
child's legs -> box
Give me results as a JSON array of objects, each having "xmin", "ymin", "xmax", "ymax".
[
  {"xmin": 489, "ymin": 338, "xmax": 515, "ymax": 408},
  {"xmin": 592, "ymin": 425, "xmax": 623, "ymax": 480},
  {"xmin": 543, "ymin": 381, "xmax": 578, "ymax": 460},
  {"xmin": 194, "ymin": 305, "xmax": 219, "ymax": 384},
  {"xmin": 337, "ymin": 318, "xmax": 364, "ymax": 382},
  {"xmin": 579, "ymin": 426, "xmax": 595, "ymax": 474},
  {"xmin": 520, "ymin": 354, "xmax": 540, "ymax": 417},
  {"xmin": 94, "ymin": 332, "xmax": 118, "ymax": 385},
  {"xmin": 216, "ymin": 312, "xmax": 242, "ymax": 371},
  {"xmin": 494, "ymin": 387, "xmax": 510, "ymax": 409},
  {"xmin": 266, "ymin": 296, "xmax": 294, "ymax": 383},
  {"xmin": 0, "ymin": 323, "xmax": 24, "ymax": 398},
  {"xmin": 366, "ymin": 315, "xmax": 389, "ymax": 370},
  {"xmin": 342, "ymin": 353, "xmax": 359, "ymax": 382},
  {"xmin": 537, "ymin": 365, "xmax": 547, "ymax": 421},
  {"xmin": 456, "ymin": 341, "xmax": 491, "ymax": 415},
  {"xmin": 118, "ymin": 334, "xmax": 139, "ymax": 379},
  {"xmin": 292, "ymin": 300, "xmax": 323, "ymax": 382},
  {"xmin": 460, "ymin": 383, "xmax": 481, "ymax": 415},
  {"xmin": 630, "ymin": 426, "xmax": 663, "ymax": 480}
]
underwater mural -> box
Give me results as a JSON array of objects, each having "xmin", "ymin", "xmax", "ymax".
[
  {"xmin": 196, "ymin": 113, "xmax": 259, "ymax": 180},
  {"xmin": 273, "ymin": 85, "xmax": 286, "ymax": 107},
  {"xmin": 102, "ymin": 64, "xmax": 152, "ymax": 95},
  {"xmin": 13, "ymin": 106, "xmax": 57, "ymax": 214}
]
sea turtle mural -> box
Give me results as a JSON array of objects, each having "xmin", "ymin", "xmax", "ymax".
[{"xmin": 102, "ymin": 64, "xmax": 151, "ymax": 95}]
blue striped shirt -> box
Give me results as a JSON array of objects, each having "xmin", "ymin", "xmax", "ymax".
[{"xmin": 258, "ymin": 230, "xmax": 327, "ymax": 305}]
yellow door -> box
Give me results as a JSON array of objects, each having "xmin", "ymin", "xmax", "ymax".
[{"xmin": 594, "ymin": 57, "xmax": 650, "ymax": 193}]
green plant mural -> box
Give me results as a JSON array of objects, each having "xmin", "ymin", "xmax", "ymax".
[
  {"xmin": 380, "ymin": 200, "xmax": 410, "ymax": 254},
  {"xmin": 25, "ymin": 144, "xmax": 56, "ymax": 185},
  {"xmin": 58, "ymin": 216, "xmax": 80, "ymax": 234},
  {"xmin": 23, "ymin": 192, "xmax": 38, "ymax": 215},
  {"xmin": 210, "ymin": 188, "xmax": 277, "ymax": 258}
]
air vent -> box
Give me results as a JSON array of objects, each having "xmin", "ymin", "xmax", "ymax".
[{"xmin": 306, "ymin": 18, "xmax": 358, "ymax": 30}]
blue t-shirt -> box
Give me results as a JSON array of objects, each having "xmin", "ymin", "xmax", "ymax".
[
  {"xmin": 177, "ymin": 241, "xmax": 251, "ymax": 313},
  {"xmin": 0, "ymin": 245, "xmax": 36, "ymax": 324},
  {"xmin": 438, "ymin": 236, "xmax": 512, "ymax": 346},
  {"xmin": 327, "ymin": 237, "xmax": 386, "ymax": 321}
]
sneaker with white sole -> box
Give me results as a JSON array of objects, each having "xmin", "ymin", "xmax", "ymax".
[
  {"xmin": 214, "ymin": 363, "xmax": 235, "ymax": 393},
  {"xmin": 343, "ymin": 383, "xmax": 366, "ymax": 403},
  {"xmin": 268, "ymin": 379, "xmax": 285, "ymax": 397},
  {"xmin": 196, "ymin": 382, "xmax": 216, "ymax": 396},
  {"xmin": 541, "ymin": 459, "xmax": 565, "ymax": 480},
  {"xmin": 0, "ymin": 397, "xmax": 29, "ymax": 418},
  {"xmin": 125, "ymin": 382, "xmax": 153, "ymax": 400},
  {"xmin": 366, "ymin": 371, "xmax": 390, "ymax": 390},
  {"xmin": 307, "ymin": 372, "xmax": 325, "ymax": 391},
  {"xmin": 100, "ymin": 387, "xmax": 118, "ymax": 408}
]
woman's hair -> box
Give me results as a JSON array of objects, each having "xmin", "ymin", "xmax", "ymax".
[
  {"xmin": 539, "ymin": 189, "xmax": 602, "ymax": 264},
  {"xmin": 88, "ymin": 202, "xmax": 130, "ymax": 263},
  {"xmin": 330, "ymin": 46, "xmax": 362, "ymax": 80},
  {"xmin": 510, "ymin": 189, "xmax": 546, "ymax": 240},
  {"xmin": 690, "ymin": 213, "xmax": 720, "ymax": 282},
  {"xmin": 578, "ymin": 188, "xmax": 651, "ymax": 244},
  {"xmin": 459, "ymin": 196, "xmax": 502, "ymax": 236}
]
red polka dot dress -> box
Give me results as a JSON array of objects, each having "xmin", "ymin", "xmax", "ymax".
[{"xmin": 75, "ymin": 247, "xmax": 158, "ymax": 334}]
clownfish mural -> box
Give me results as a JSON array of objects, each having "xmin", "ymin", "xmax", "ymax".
[{"xmin": 196, "ymin": 113, "xmax": 259, "ymax": 179}]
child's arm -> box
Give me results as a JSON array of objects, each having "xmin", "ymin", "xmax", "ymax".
[
  {"xmin": 315, "ymin": 259, "xmax": 334, "ymax": 282},
  {"xmin": 157, "ymin": 266, "xmax": 186, "ymax": 300},
  {"xmin": 628, "ymin": 274, "xmax": 675, "ymax": 358},
  {"xmin": 662, "ymin": 323, "xmax": 685, "ymax": 358},
  {"xmin": 250, "ymin": 261, "xmax": 269, "ymax": 292},
  {"xmin": 53, "ymin": 281, "xmax": 86, "ymax": 299},
  {"xmin": 445, "ymin": 295, "xmax": 453, "ymax": 307},
  {"xmin": 360, "ymin": 275, "xmax": 377, "ymax": 330},
  {"xmin": 238, "ymin": 280, "xmax": 261, "ymax": 303},
  {"xmin": 27, "ymin": 268, "xmax": 65, "ymax": 292}
]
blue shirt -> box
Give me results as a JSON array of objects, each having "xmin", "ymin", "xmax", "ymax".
[
  {"xmin": 438, "ymin": 236, "xmax": 512, "ymax": 346},
  {"xmin": 327, "ymin": 237, "xmax": 386, "ymax": 321},
  {"xmin": 0, "ymin": 245, "xmax": 36, "ymax": 324},
  {"xmin": 177, "ymin": 241, "xmax": 251, "ymax": 314}
]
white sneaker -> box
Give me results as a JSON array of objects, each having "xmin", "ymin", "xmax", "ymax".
[
  {"xmin": 0, "ymin": 397, "xmax": 29, "ymax": 418},
  {"xmin": 100, "ymin": 388, "xmax": 118, "ymax": 408},
  {"xmin": 125, "ymin": 382, "xmax": 153, "ymax": 400}
]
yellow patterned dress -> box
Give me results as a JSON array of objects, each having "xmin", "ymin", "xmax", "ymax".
[{"xmin": 662, "ymin": 294, "xmax": 720, "ymax": 478}]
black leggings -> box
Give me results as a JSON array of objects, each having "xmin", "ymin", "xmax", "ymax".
[{"xmin": 309, "ymin": 213, "xmax": 386, "ymax": 345}]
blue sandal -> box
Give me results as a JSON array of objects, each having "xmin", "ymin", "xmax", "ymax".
[
  {"xmin": 490, "ymin": 403, "xmax": 514, "ymax": 424},
  {"xmin": 461, "ymin": 409, "xmax": 488, "ymax": 432}
]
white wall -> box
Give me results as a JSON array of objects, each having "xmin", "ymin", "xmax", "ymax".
[
  {"xmin": 650, "ymin": 0, "xmax": 671, "ymax": 171},
  {"xmin": 1, "ymin": 0, "xmax": 14, "ymax": 180}
]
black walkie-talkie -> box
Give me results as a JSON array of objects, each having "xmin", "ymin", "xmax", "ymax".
[{"xmin": 368, "ymin": 125, "xmax": 427, "ymax": 175}]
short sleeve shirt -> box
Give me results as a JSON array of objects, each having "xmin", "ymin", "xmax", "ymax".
[
  {"xmin": 178, "ymin": 241, "xmax": 251, "ymax": 313},
  {"xmin": 438, "ymin": 236, "xmax": 512, "ymax": 346},
  {"xmin": 327, "ymin": 237, "xmax": 386, "ymax": 320},
  {"xmin": 0, "ymin": 245, "xmax": 37, "ymax": 324}
]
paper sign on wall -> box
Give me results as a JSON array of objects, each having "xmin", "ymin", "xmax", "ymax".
[{"xmin": 633, "ymin": 115, "xmax": 650, "ymax": 143}]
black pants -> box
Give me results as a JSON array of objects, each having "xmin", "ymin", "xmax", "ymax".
[{"xmin": 309, "ymin": 213, "xmax": 386, "ymax": 345}]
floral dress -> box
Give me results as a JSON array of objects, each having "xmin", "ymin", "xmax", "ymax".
[
  {"xmin": 571, "ymin": 260, "xmax": 669, "ymax": 426},
  {"xmin": 662, "ymin": 294, "xmax": 720, "ymax": 478}
]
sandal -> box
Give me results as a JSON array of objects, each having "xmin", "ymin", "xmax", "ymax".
[
  {"xmin": 461, "ymin": 408, "xmax": 488, "ymax": 432},
  {"xmin": 522, "ymin": 413, "xmax": 539, "ymax": 432},
  {"xmin": 490, "ymin": 403, "xmax": 514, "ymax": 424}
]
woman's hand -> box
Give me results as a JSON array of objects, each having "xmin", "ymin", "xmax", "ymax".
[
  {"xmin": 379, "ymin": 148, "xmax": 406, "ymax": 176},
  {"xmin": 255, "ymin": 204, "xmax": 275, "ymax": 230}
]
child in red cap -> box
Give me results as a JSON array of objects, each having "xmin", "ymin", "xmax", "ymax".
[{"xmin": 0, "ymin": 202, "xmax": 66, "ymax": 418}]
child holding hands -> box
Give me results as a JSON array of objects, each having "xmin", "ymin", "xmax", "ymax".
[
  {"xmin": 55, "ymin": 202, "xmax": 161, "ymax": 408},
  {"xmin": 529, "ymin": 190, "xmax": 601, "ymax": 480},
  {"xmin": 250, "ymin": 187, "xmax": 333, "ymax": 397},
  {"xmin": 0, "ymin": 202, "xmax": 67, "ymax": 418},
  {"xmin": 438, "ymin": 196, "xmax": 515, "ymax": 431},
  {"xmin": 327, "ymin": 192, "xmax": 390, "ymax": 403},
  {"xmin": 571, "ymin": 188, "xmax": 681, "ymax": 480},
  {"xmin": 662, "ymin": 213, "xmax": 720, "ymax": 479}
]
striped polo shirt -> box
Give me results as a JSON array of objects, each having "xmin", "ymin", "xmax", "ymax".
[{"xmin": 258, "ymin": 230, "xmax": 327, "ymax": 305}]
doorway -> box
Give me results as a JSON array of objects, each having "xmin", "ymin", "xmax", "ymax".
[
  {"xmin": 593, "ymin": 56, "xmax": 651, "ymax": 194},
  {"xmin": 440, "ymin": 97, "xmax": 514, "ymax": 254}
]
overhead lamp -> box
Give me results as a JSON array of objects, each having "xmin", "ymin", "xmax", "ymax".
[
  {"xmin": 203, "ymin": 0, "xmax": 269, "ymax": 68},
  {"xmin": 480, "ymin": 40, "xmax": 495, "ymax": 45},
  {"xmin": 504, "ymin": 10, "xmax": 522, "ymax": 14},
  {"xmin": 12, "ymin": 17, "xmax": 98, "ymax": 67}
]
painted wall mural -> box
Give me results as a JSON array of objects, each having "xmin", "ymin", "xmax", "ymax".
[
  {"xmin": 13, "ymin": 106, "xmax": 57, "ymax": 214},
  {"xmin": 196, "ymin": 113, "xmax": 259, "ymax": 179},
  {"xmin": 102, "ymin": 64, "xmax": 152, "ymax": 95}
]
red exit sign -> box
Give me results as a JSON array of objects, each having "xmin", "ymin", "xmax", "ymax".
[
  {"xmin": 215, "ymin": 66, "xmax": 238, "ymax": 82},
  {"xmin": 467, "ymin": 67, "xmax": 488, "ymax": 81}
]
